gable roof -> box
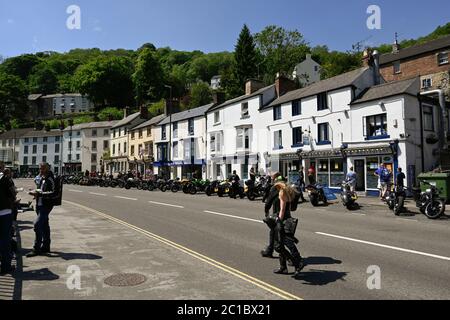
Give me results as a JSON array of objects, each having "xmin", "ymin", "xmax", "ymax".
[
  {"xmin": 380, "ymin": 35, "xmax": 450, "ymax": 65},
  {"xmin": 267, "ymin": 67, "xmax": 371, "ymax": 108},
  {"xmin": 158, "ymin": 104, "xmax": 214, "ymax": 125},
  {"xmin": 208, "ymin": 84, "xmax": 275, "ymax": 112},
  {"xmin": 63, "ymin": 121, "xmax": 119, "ymax": 132},
  {"xmin": 112, "ymin": 112, "xmax": 143, "ymax": 129},
  {"xmin": 22, "ymin": 130, "xmax": 63, "ymax": 138},
  {"xmin": 351, "ymin": 77, "xmax": 419, "ymax": 105},
  {"xmin": 0, "ymin": 128, "xmax": 34, "ymax": 140},
  {"xmin": 131, "ymin": 114, "xmax": 166, "ymax": 130}
]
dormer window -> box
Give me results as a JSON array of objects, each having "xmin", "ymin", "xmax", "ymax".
[{"xmin": 393, "ymin": 61, "xmax": 401, "ymax": 74}]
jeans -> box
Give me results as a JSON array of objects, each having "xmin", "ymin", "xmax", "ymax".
[
  {"xmin": 0, "ymin": 213, "xmax": 13, "ymax": 271},
  {"xmin": 34, "ymin": 206, "xmax": 52, "ymax": 251},
  {"xmin": 274, "ymin": 222, "xmax": 302, "ymax": 269}
]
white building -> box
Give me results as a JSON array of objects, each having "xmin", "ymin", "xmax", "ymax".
[
  {"xmin": 108, "ymin": 111, "xmax": 147, "ymax": 174},
  {"xmin": 43, "ymin": 93, "xmax": 95, "ymax": 116},
  {"xmin": 0, "ymin": 128, "xmax": 32, "ymax": 170},
  {"xmin": 293, "ymin": 54, "xmax": 321, "ymax": 87},
  {"xmin": 63, "ymin": 121, "xmax": 118, "ymax": 174},
  {"xmin": 153, "ymin": 104, "xmax": 213, "ymax": 179},
  {"xmin": 19, "ymin": 130, "xmax": 63, "ymax": 176},
  {"xmin": 211, "ymin": 75, "xmax": 222, "ymax": 90}
]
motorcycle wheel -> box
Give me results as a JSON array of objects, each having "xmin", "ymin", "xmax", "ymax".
[
  {"xmin": 171, "ymin": 185, "xmax": 180, "ymax": 193},
  {"xmin": 205, "ymin": 186, "xmax": 212, "ymax": 196},
  {"xmin": 424, "ymin": 200, "xmax": 445, "ymax": 220},
  {"xmin": 160, "ymin": 185, "xmax": 167, "ymax": 193},
  {"xmin": 310, "ymin": 196, "xmax": 319, "ymax": 207},
  {"xmin": 125, "ymin": 184, "xmax": 131, "ymax": 190},
  {"xmin": 247, "ymin": 192, "xmax": 256, "ymax": 201},
  {"xmin": 147, "ymin": 184, "xmax": 155, "ymax": 191},
  {"xmin": 394, "ymin": 196, "xmax": 405, "ymax": 216}
]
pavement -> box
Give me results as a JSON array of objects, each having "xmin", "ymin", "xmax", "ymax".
[{"xmin": 1, "ymin": 179, "xmax": 449, "ymax": 300}]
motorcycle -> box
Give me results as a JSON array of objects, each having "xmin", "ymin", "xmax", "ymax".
[
  {"xmin": 306, "ymin": 184, "xmax": 327, "ymax": 207},
  {"xmin": 245, "ymin": 176, "xmax": 268, "ymax": 201},
  {"xmin": 340, "ymin": 181, "xmax": 358, "ymax": 209},
  {"xmin": 228, "ymin": 180, "xmax": 245, "ymax": 199},
  {"xmin": 187, "ymin": 179, "xmax": 210, "ymax": 195},
  {"xmin": 205, "ymin": 180, "xmax": 220, "ymax": 196},
  {"xmin": 389, "ymin": 185, "xmax": 407, "ymax": 215},
  {"xmin": 217, "ymin": 180, "xmax": 231, "ymax": 197},
  {"xmin": 415, "ymin": 181, "xmax": 446, "ymax": 219}
]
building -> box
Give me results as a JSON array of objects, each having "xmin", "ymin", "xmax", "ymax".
[
  {"xmin": 107, "ymin": 110, "xmax": 147, "ymax": 174},
  {"xmin": 19, "ymin": 129, "xmax": 63, "ymax": 176},
  {"xmin": 211, "ymin": 75, "xmax": 222, "ymax": 90},
  {"xmin": 43, "ymin": 93, "xmax": 95, "ymax": 116},
  {"xmin": 379, "ymin": 35, "xmax": 450, "ymax": 97},
  {"xmin": 27, "ymin": 94, "xmax": 51, "ymax": 120},
  {"xmin": 63, "ymin": 121, "xmax": 118, "ymax": 174},
  {"xmin": 128, "ymin": 114, "xmax": 166, "ymax": 176},
  {"xmin": 292, "ymin": 54, "xmax": 322, "ymax": 87},
  {"xmin": 0, "ymin": 128, "xmax": 33, "ymax": 170}
]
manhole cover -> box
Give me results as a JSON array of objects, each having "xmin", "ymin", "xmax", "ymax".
[{"xmin": 104, "ymin": 273, "xmax": 147, "ymax": 287}]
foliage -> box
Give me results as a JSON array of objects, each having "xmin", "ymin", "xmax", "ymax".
[
  {"xmin": 0, "ymin": 71, "xmax": 29, "ymax": 125},
  {"xmin": 98, "ymin": 107, "xmax": 125, "ymax": 121},
  {"xmin": 186, "ymin": 82, "xmax": 212, "ymax": 108}
]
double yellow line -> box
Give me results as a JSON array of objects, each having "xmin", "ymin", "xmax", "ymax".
[{"xmin": 64, "ymin": 200, "xmax": 303, "ymax": 301}]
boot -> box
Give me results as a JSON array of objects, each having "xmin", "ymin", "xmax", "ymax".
[{"xmin": 273, "ymin": 267, "xmax": 288, "ymax": 274}]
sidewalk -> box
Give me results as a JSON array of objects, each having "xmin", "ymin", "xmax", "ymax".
[{"xmin": 0, "ymin": 200, "xmax": 281, "ymax": 300}]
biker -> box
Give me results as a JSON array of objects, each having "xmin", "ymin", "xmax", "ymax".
[
  {"xmin": 229, "ymin": 170, "xmax": 240, "ymax": 199},
  {"xmin": 396, "ymin": 167, "xmax": 405, "ymax": 188},
  {"xmin": 296, "ymin": 167, "xmax": 306, "ymax": 202},
  {"xmin": 345, "ymin": 167, "xmax": 357, "ymax": 193},
  {"xmin": 307, "ymin": 166, "xmax": 316, "ymax": 185},
  {"xmin": 249, "ymin": 167, "xmax": 256, "ymax": 183}
]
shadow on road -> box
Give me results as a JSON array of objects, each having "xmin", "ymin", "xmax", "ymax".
[
  {"xmin": 303, "ymin": 256, "xmax": 342, "ymax": 266},
  {"xmin": 44, "ymin": 252, "xmax": 103, "ymax": 261},
  {"xmin": 14, "ymin": 268, "xmax": 60, "ymax": 282},
  {"xmin": 294, "ymin": 269, "xmax": 347, "ymax": 286}
]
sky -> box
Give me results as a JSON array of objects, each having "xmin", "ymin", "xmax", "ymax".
[{"xmin": 0, "ymin": 0, "xmax": 449, "ymax": 58}]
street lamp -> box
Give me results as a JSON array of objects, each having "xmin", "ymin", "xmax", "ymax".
[
  {"xmin": 164, "ymin": 85, "xmax": 173, "ymax": 180},
  {"xmin": 68, "ymin": 118, "xmax": 74, "ymax": 175}
]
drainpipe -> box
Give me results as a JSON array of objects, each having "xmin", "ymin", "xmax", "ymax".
[{"xmin": 419, "ymin": 89, "xmax": 448, "ymax": 152}]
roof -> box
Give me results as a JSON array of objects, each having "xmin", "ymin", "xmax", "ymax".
[
  {"xmin": 267, "ymin": 67, "xmax": 371, "ymax": 108},
  {"xmin": 0, "ymin": 128, "xmax": 34, "ymax": 140},
  {"xmin": 209, "ymin": 84, "xmax": 275, "ymax": 112},
  {"xmin": 63, "ymin": 121, "xmax": 119, "ymax": 132},
  {"xmin": 131, "ymin": 114, "xmax": 166, "ymax": 130},
  {"xmin": 28, "ymin": 94, "xmax": 43, "ymax": 101},
  {"xmin": 41, "ymin": 93, "xmax": 84, "ymax": 99},
  {"xmin": 158, "ymin": 104, "xmax": 214, "ymax": 125},
  {"xmin": 112, "ymin": 112, "xmax": 143, "ymax": 129},
  {"xmin": 22, "ymin": 130, "xmax": 62, "ymax": 138},
  {"xmin": 351, "ymin": 77, "xmax": 419, "ymax": 105},
  {"xmin": 211, "ymin": 75, "xmax": 221, "ymax": 80},
  {"xmin": 380, "ymin": 35, "xmax": 450, "ymax": 65}
]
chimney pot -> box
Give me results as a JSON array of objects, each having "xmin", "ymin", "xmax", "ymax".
[
  {"xmin": 275, "ymin": 74, "xmax": 297, "ymax": 98},
  {"xmin": 245, "ymin": 79, "xmax": 265, "ymax": 95},
  {"xmin": 212, "ymin": 91, "xmax": 225, "ymax": 105}
]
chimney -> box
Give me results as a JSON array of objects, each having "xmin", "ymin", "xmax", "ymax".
[
  {"xmin": 245, "ymin": 79, "xmax": 265, "ymax": 95},
  {"xmin": 362, "ymin": 49, "xmax": 373, "ymax": 68},
  {"xmin": 392, "ymin": 33, "xmax": 400, "ymax": 54},
  {"xmin": 306, "ymin": 53, "xmax": 312, "ymax": 60},
  {"xmin": 212, "ymin": 91, "xmax": 225, "ymax": 105},
  {"xmin": 275, "ymin": 73, "xmax": 297, "ymax": 98},
  {"xmin": 140, "ymin": 105, "xmax": 149, "ymax": 120},
  {"xmin": 123, "ymin": 106, "xmax": 130, "ymax": 118},
  {"xmin": 372, "ymin": 50, "xmax": 381, "ymax": 85}
]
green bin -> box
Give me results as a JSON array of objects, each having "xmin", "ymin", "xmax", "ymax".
[{"xmin": 418, "ymin": 172, "xmax": 450, "ymax": 204}]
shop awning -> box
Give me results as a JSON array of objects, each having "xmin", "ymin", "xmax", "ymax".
[
  {"xmin": 345, "ymin": 145, "xmax": 393, "ymax": 157},
  {"xmin": 300, "ymin": 149, "xmax": 344, "ymax": 159}
]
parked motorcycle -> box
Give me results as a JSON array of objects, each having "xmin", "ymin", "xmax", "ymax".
[
  {"xmin": 390, "ymin": 185, "xmax": 407, "ymax": 215},
  {"xmin": 217, "ymin": 180, "xmax": 231, "ymax": 197},
  {"xmin": 205, "ymin": 180, "xmax": 220, "ymax": 196},
  {"xmin": 340, "ymin": 181, "xmax": 358, "ymax": 209},
  {"xmin": 415, "ymin": 181, "xmax": 446, "ymax": 219},
  {"xmin": 245, "ymin": 176, "xmax": 268, "ymax": 201},
  {"xmin": 188, "ymin": 179, "xmax": 210, "ymax": 195},
  {"xmin": 306, "ymin": 184, "xmax": 327, "ymax": 207}
]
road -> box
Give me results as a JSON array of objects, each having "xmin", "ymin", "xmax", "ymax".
[{"xmin": 15, "ymin": 180, "xmax": 450, "ymax": 300}]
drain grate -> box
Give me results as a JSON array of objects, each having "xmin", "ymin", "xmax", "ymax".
[{"xmin": 104, "ymin": 273, "xmax": 147, "ymax": 287}]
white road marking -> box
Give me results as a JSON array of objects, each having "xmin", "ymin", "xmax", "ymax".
[
  {"xmin": 68, "ymin": 189, "xmax": 83, "ymax": 193},
  {"xmin": 316, "ymin": 232, "xmax": 450, "ymax": 261},
  {"xmin": 396, "ymin": 218, "xmax": 418, "ymax": 222},
  {"xmin": 89, "ymin": 192, "xmax": 107, "ymax": 196},
  {"xmin": 351, "ymin": 212, "xmax": 366, "ymax": 216},
  {"xmin": 203, "ymin": 210, "xmax": 263, "ymax": 224},
  {"xmin": 148, "ymin": 201, "xmax": 184, "ymax": 209},
  {"xmin": 114, "ymin": 196, "xmax": 138, "ymax": 201}
]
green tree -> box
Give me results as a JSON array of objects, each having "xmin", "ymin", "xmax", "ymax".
[
  {"xmin": 0, "ymin": 54, "xmax": 41, "ymax": 80},
  {"xmin": 188, "ymin": 82, "xmax": 212, "ymax": 108},
  {"xmin": 28, "ymin": 63, "xmax": 59, "ymax": 94},
  {"xmin": 0, "ymin": 71, "xmax": 29, "ymax": 125},
  {"xmin": 311, "ymin": 46, "xmax": 362, "ymax": 79},
  {"xmin": 98, "ymin": 107, "xmax": 125, "ymax": 121},
  {"xmin": 132, "ymin": 48, "xmax": 165, "ymax": 104},
  {"xmin": 72, "ymin": 56, "xmax": 134, "ymax": 108}
]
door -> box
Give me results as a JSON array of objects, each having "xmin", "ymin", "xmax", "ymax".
[{"xmin": 354, "ymin": 160, "xmax": 366, "ymax": 192}]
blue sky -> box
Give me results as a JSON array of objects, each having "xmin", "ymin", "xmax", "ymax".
[{"xmin": 0, "ymin": 0, "xmax": 449, "ymax": 58}]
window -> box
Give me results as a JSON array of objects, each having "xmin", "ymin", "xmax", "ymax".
[
  {"xmin": 365, "ymin": 114, "xmax": 388, "ymax": 138},
  {"xmin": 103, "ymin": 140, "xmax": 109, "ymax": 149},
  {"xmin": 76, "ymin": 154, "xmax": 80, "ymax": 161},
  {"xmin": 241, "ymin": 102, "xmax": 249, "ymax": 118},
  {"xmin": 292, "ymin": 127, "xmax": 303, "ymax": 147},
  {"xmin": 76, "ymin": 141, "xmax": 80, "ymax": 149},
  {"xmin": 43, "ymin": 137, "xmax": 48, "ymax": 142},
  {"xmin": 55, "ymin": 136, "xmax": 60, "ymax": 142},
  {"xmin": 24, "ymin": 146, "xmax": 29, "ymax": 154},
  {"xmin": 438, "ymin": 52, "xmax": 449, "ymax": 65},
  {"xmin": 317, "ymin": 159, "xmax": 329, "ymax": 186},
  {"xmin": 103, "ymin": 129, "xmax": 109, "ymax": 136},
  {"xmin": 236, "ymin": 128, "xmax": 250, "ymax": 150},
  {"xmin": 131, "ymin": 131, "xmax": 135, "ymax": 140},
  {"xmin": 147, "ymin": 128, "xmax": 151, "ymax": 137},
  {"xmin": 210, "ymin": 136, "xmax": 216, "ymax": 152},
  {"xmin": 188, "ymin": 119, "xmax": 194, "ymax": 136},
  {"xmin": 139, "ymin": 129, "xmax": 143, "ymax": 139},
  {"xmin": 173, "ymin": 122, "xmax": 178, "ymax": 138},
  {"xmin": 124, "ymin": 142, "xmax": 127, "ymax": 153},
  {"xmin": 33, "ymin": 137, "xmax": 38, "ymax": 143},
  {"xmin": 112, "ymin": 144, "xmax": 116, "ymax": 154},
  {"xmin": 55, "ymin": 144, "xmax": 60, "ymax": 153},
  {"xmin": 24, "ymin": 138, "xmax": 29, "ymax": 143},
  {"xmin": 393, "ymin": 61, "xmax": 401, "ymax": 74},
  {"xmin": 273, "ymin": 106, "xmax": 282, "ymax": 121},
  {"xmin": 68, "ymin": 141, "xmax": 72, "ymax": 150},
  {"xmin": 214, "ymin": 111, "xmax": 220, "ymax": 124},
  {"xmin": 76, "ymin": 131, "xmax": 80, "ymax": 137},
  {"xmin": 32, "ymin": 145, "xmax": 37, "ymax": 154},
  {"xmin": 422, "ymin": 78, "xmax": 433, "ymax": 89},
  {"xmin": 292, "ymin": 100, "xmax": 301, "ymax": 116},
  {"xmin": 274, "ymin": 130, "xmax": 283, "ymax": 150},
  {"xmin": 23, "ymin": 157, "xmax": 28, "ymax": 165},
  {"xmin": 118, "ymin": 143, "xmax": 121, "ymax": 153},
  {"xmin": 113, "ymin": 130, "xmax": 116, "ymax": 138},
  {"xmin": 91, "ymin": 154, "xmax": 97, "ymax": 163},
  {"xmin": 131, "ymin": 145, "xmax": 135, "ymax": 156},
  {"xmin": 423, "ymin": 106, "xmax": 434, "ymax": 131},
  {"xmin": 318, "ymin": 123, "xmax": 330, "ymax": 144},
  {"xmin": 92, "ymin": 141, "xmax": 97, "ymax": 151},
  {"xmin": 43, "ymin": 145, "xmax": 47, "ymax": 153},
  {"xmin": 32, "ymin": 156, "xmax": 36, "ymax": 165},
  {"xmin": 54, "ymin": 155, "xmax": 59, "ymax": 164},
  {"xmin": 173, "ymin": 142, "xmax": 179, "ymax": 158},
  {"xmin": 92, "ymin": 129, "xmax": 97, "ymax": 137},
  {"xmin": 68, "ymin": 154, "xmax": 72, "ymax": 161},
  {"xmin": 162, "ymin": 125, "xmax": 167, "ymax": 140},
  {"xmin": 241, "ymin": 164, "xmax": 249, "ymax": 180},
  {"xmin": 42, "ymin": 156, "xmax": 47, "ymax": 163},
  {"xmin": 317, "ymin": 92, "xmax": 328, "ymax": 111}
]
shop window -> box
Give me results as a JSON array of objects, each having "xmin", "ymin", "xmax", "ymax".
[
  {"xmin": 317, "ymin": 159, "xmax": 329, "ymax": 186},
  {"xmin": 366, "ymin": 157, "xmax": 380, "ymax": 190},
  {"xmin": 330, "ymin": 159, "xmax": 345, "ymax": 187},
  {"xmin": 241, "ymin": 164, "xmax": 248, "ymax": 180}
]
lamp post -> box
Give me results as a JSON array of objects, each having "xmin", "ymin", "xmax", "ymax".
[
  {"xmin": 68, "ymin": 118, "xmax": 74, "ymax": 175},
  {"xmin": 164, "ymin": 85, "xmax": 173, "ymax": 180}
]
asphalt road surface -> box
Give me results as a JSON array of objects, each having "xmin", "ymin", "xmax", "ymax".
[{"xmin": 16, "ymin": 180, "xmax": 450, "ymax": 300}]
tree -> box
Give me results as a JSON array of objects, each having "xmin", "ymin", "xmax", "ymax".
[
  {"xmin": 254, "ymin": 25, "xmax": 309, "ymax": 83},
  {"xmin": 187, "ymin": 82, "xmax": 212, "ymax": 108},
  {"xmin": 311, "ymin": 46, "xmax": 362, "ymax": 79},
  {"xmin": 28, "ymin": 63, "xmax": 59, "ymax": 94},
  {"xmin": 72, "ymin": 56, "xmax": 134, "ymax": 108},
  {"xmin": 98, "ymin": 107, "xmax": 125, "ymax": 121},
  {"xmin": 132, "ymin": 48, "xmax": 165, "ymax": 104},
  {"xmin": 0, "ymin": 71, "xmax": 28, "ymax": 125},
  {"xmin": 0, "ymin": 54, "xmax": 41, "ymax": 80}
]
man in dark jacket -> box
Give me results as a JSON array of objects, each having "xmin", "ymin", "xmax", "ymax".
[
  {"xmin": 261, "ymin": 173, "xmax": 283, "ymax": 258},
  {"xmin": 27, "ymin": 163, "xmax": 56, "ymax": 257},
  {"xmin": 0, "ymin": 162, "xmax": 16, "ymax": 274}
]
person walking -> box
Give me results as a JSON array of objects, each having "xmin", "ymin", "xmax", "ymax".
[
  {"xmin": 272, "ymin": 181, "xmax": 305, "ymax": 278},
  {"xmin": 376, "ymin": 164, "xmax": 392, "ymax": 200},
  {"xmin": 0, "ymin": 162, "xmax": 16, "ymax": 275},
  {"xmin": 297, "ymin": 167, "xmax": 306, "ymax": 202},
  {"xmin": 27, "ymin": 163, "xmax": 56, "ymax": 257},
  {"xmin": 396, "ymin": 167, "xmax": 405, "ymax": 188}
]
